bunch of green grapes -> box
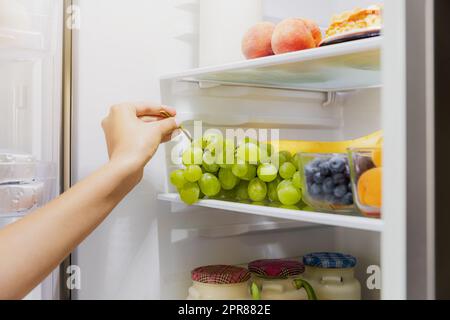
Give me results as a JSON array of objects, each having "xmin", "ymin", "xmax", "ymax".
[{"xmin": 169, "ymin": 133, "xmax": 309, "ymax": 210}]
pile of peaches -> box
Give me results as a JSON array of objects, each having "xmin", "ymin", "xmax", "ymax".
[{"xmin": 242, "ymin": 18, "xmax": 322, "ymax": 60}]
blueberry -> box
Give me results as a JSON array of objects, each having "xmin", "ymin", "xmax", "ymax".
[
  {"xmin": 330, "ymin": 157, "xmax": 346, "ymax": 174},
  {"xmin": 319, "ymin": 162, "xmax": 330, "ymax": 176},
  {"xmin": 324, "ymin": 194, "xmax": 336, "ymax": 203},
  {"xmin": 342, "ymin": 193, "xmax": 354, "ymax": 205},
  {"xmin": 310, "ymin": 158, "xmax": 323, "ymax": 168},
  {"xmin": 313, "ymin": 172, "xmax": 325, "ymax": 184},
  {"xmin": 348, "ymin": 182, "xmax": 353, "ymax": 192},
  {"xmin": 305, "ymin": 165, "xmax": 318, "ymax": 178},
  {"xmin": 310, "ymin": 183, "xmax": 322, "ymax": 196},
  {"xmin": 322, "ymin": 177, "xmax": 335, "ymax": 194},
  {"xmin": 333, "ymin": 173, "xmax": 347, "ymax": 185},
  {"xmin": 334, "ymin": 184, "xmax": 347, "ymax": 198}
]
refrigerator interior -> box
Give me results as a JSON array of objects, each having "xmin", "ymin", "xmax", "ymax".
[
  {"xmin": 0, "ymin": 0, "xmax": 63, "ymax": 299},
  {"xmin": 72, "ymin": 0, "xmax": 388, "ymax": 300}
]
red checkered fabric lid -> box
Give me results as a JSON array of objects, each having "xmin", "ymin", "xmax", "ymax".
[
  {"xmin": 191, "ymin": 265, "xmax": 251, "ymax": 284},
  {"xmin": 248, "ymin": 259, "xmax": 305, "ymax": 278}
]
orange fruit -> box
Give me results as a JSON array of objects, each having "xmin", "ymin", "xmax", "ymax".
[
  {"xmin": 372, "ymin": 148, "xmax": 382, "ymax": 167},
  {"xmin": 357, "ymin": 168, "xmax": 382, "ymax": 207}
]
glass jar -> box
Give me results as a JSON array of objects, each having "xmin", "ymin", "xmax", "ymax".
[
  {"xmin": 299, "ymin": 153, "xmax": 354, "ymax": 213},
  {"xmin": 248, "ymin": 259, "xmax": 316, "ymax": 300},
  {"xmin": 302, "ymin": 252, "xmax": 361, "ymax": 300},
  {"xmin": 187, "ymin": 265, "xmax": 253, "ymax": 300},
  {"xmin": 348, "ymin": 147, "xmax": 382, "ymax": 218}
]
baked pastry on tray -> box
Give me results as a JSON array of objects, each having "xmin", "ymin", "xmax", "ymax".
[{"xmin": 321, "ymin": 4, "xmax": 383, "ymax": 46}]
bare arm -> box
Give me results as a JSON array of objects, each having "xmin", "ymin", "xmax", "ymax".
[{"xmin": 0, "ymin": 103, "xmax": 178, "ymax": 299}]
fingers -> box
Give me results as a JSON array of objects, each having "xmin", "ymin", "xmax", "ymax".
[
  {"xmin": 154, "ymin": 117, "xmax": 179, "ymax": 138},
  {"xmin": 133, "ymin": 103, "xmax": 176, "ymax": 117},
  {"xmin": 108, "ymin": 103, "xmax": 177, "ymax": 118}
]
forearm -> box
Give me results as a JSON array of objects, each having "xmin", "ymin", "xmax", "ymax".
[{"xmin": 0, "ymin": 159, "xmax": 141, "ymax": 299}]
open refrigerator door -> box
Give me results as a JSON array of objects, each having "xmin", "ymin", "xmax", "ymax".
[
  {"xmin": 0, "ymin": 0, "xmax": 63, "ymax": 300},
  {"xmin": 72, "ymin": 0, "xmax": 435, "ymax": 300}
]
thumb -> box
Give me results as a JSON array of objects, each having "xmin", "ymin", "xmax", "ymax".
[{"xmin": 154, "ymin": 117, "xmax": 179, "ymax": 137}]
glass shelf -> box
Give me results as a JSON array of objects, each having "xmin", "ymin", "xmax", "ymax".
[
  {"xmin": 162, "ymin": 37, "xmax": 382, "ymax": 92},
  {"xmin": 158, "ymin": 193, "xmax": 384, "ymax": 232}
]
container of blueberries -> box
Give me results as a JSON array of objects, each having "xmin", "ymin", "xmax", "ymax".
[{"xmin": 299, "ymin": 153, "xmax": 355, "ymax": 213}]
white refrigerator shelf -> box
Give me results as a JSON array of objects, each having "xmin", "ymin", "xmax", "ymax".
[
  {"xmin": 161, "ymin": 37, "xmax": 382, "ymax": 92},
  {"xmin": 158, "ymin": 193, "xmax": 384, "ymax": 232}
]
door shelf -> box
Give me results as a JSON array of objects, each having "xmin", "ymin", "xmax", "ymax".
[
  {"xmin": 161, "ymin": 37, "xmax": 382, "ymax": 93},
  {"xmin": 158, "ymin": 193, "xmax": 384, "ymax": 232}
]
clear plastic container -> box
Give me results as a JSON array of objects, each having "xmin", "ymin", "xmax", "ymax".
[
  {"xmin": 0, "ymin": 154, "xmax": 56, "ymax": 217},
  {"xmin": 299, "ymin": 153, "xmax": 355, "ymax": 213},
  {"xmin": 0, "ymin": 153, "xmax": 36, "ymax": 184},
  {"xmin": 348, "ymin": 148, "xmax": 382, "ymax": 218}
]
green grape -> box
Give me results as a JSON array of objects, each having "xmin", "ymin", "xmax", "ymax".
[
  {"xmin": 279, "ymin": 151, "xmax": 292, "ymax": 161},
  {"xmin": 278, "ymin": 185, "xmax": 302, "ymax": 206},
  {"xmin": 268, "ymin": 176, "xmax": 282, "ymax": 202},
  {"xmin": 302, "ymin": 206, "xmax": 315, "ymax": 212},
  {"xmin": 218, "ymin": 168, "xmax": 240, "ymax": 190},
  {"xmin": 202, "ymin": 162, "xmax": 219, "ymax": 173},
  {"xmin": 258, "ymin": 144, "xmax": 272, "ymax": 163},
  {"xmin": 183, "ymin": 165, "xmax": 203, "ymax": 182},
  {"xmin": 216, "ymin": 139, "xmax": 235, "ymax": 168},
  {"xmin": 182, "ymin": 147, "xmax": 203, "ymax": 165},
  {"xmin": 260, "ymin": 142, "xmax": 274, "ymax": 157},
  {"xmin": 191, "ymin": 138, "xmax": 204, "ymax": 150},
  {"xmin": 236, "ymin": 181, "xmax": 250, "ymax": 201},
  {"xmin": 248, "ymin": 178, "xmax": 267, "ymax": 202},
  {"xmin": 202, "ymin": 151, "xmax": 219, "ymax": 173},
  {"xmin": 198, "ymin": 173, "xmax": 221, "ymax": 197},
  {"xmin": 292, "ymin": 171, "xmax": 302, "ymax": 189},
  {"xmin": 277, "ymin": 179, "xmax": 294, "ymax": 192},
  {"xmin": 216, "ymin": 188, "xmax": 237, "ymax": 200},
  {"xmin": 232, "ymin": 163, "xmax": 249, "ymax": 178},
  {"xmin": 270, "ymin": 152, "xmax": 288, "ymax": 168},
  {"xmin": 257, "ymin": 163, "xmax": 278, "ymax": 183},
  {"xmin": 279, "ymin": 162, "xmax": 296, "ymax": 180},
  {"xmin": 203, "ymin": 131, "xmax": 223, "ymax": 152},
  {"xmin": 170, "ymin": 169, "xmax": 187, "ymax": 189},
  {"xmin": 180, "ymin": 182, "xmax": 200, "ymax": 205},
  {"xmin": 291, "ymin": 153, "xmax": 301, "ymax": 170},
  {"xmin": 241, "ymin": 164, "xmax": 257, "ymax": 181},
  {"xmin": 236, "ymin": 142, "xmax": 260, "ymax": 164}
]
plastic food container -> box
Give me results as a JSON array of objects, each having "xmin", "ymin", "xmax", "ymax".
[
  {"xmin": 301, "ymin": 252, "xmax": 361, "ymax": 300},
  {"xmin": 348, "ymin": 148, "xmax": 382, "ymax": 218},
  {"xmin": 248, "ymin": 259, "xmax": 316, "ymax": 300},
  {"xmin": 0, "ymin": 154, "xmax": 56, "ymax": 217},
  {"xmin": 299, "ymin": 153, "xmax": 354, "ymax": 213},
  {"xmin": 187, "ymin": 265, "xmax": 253, "ymax": 300},
  {"xmin": 0, "ymin": 153, "xmax": 36, "ymax": 184}
]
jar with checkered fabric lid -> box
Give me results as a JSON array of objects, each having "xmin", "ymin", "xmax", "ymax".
[
  {"xmin": 187, "ymin": 265, "xmax": 255, "ymax": 300},
  {"xmin": 248, "ymin": 259, "xmax": 317, "ymax": 300},
  {"xmin": 301, "ymin": 252, "xmax": 361, "ymax": 300}
]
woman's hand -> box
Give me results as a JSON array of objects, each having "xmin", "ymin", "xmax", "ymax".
[{"xmin": 101, "ymin": 102, "xmax": 179, "ymax": 176}]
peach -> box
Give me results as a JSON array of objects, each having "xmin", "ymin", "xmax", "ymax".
[
  {"xmin": 242, "ymin": 22, "xmax": 276, "ymax": 59},
  {"xmin": 271, "ymin": 18, "xmax": 317, "ymax": 54},
  {"xmin": 303, "ymin": 19, "xmax": 323, "ymax": 46},
  {"xmin": 357, "ymin": 167, "xmax": 382, "ymax": 208}
]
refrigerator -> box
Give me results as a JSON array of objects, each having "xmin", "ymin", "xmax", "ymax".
[{"xmin": 0, "ymin": 0, "xmax": 440, "ymax": 300}]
